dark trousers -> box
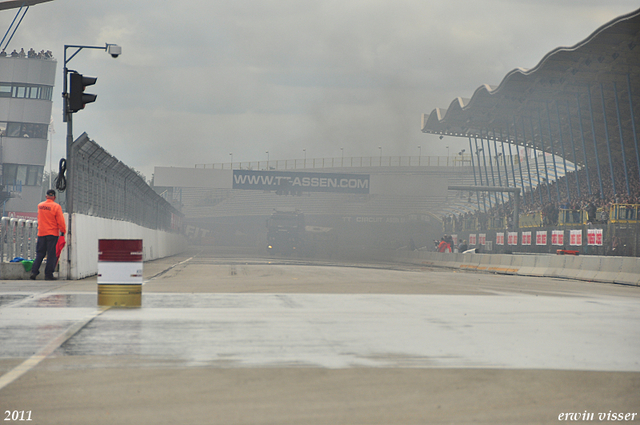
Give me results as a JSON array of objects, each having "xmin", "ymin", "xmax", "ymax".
[{"xmin": 32, "ymin": 235, "xmax": 59, "ymax": 278}]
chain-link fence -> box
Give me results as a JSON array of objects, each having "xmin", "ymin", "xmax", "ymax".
[{"xmin": 70, "ymin": 133, "xmax": 182, "ymax": 232}]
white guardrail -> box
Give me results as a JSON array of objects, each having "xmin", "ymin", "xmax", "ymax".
[{"xmin": 0, "ymin": 217, "xmax": 38, "ymax": 262}]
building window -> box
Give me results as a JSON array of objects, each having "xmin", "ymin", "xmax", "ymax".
[
  {"xmin": 2, "ymin": 164, "xmax": 43, "ymax": 186},
  {"xmin": 0, "ymin": 82, "xmax": 53, "ymax": 101},
  {"xmin": 0, "ymin": 121, "xmax": 48, "ymax": 138}
]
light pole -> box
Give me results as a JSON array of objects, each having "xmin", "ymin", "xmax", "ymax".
[
  {"xmin": 266, "ymin": 151, "xmax": 269, "ymax": 169},
  {"xmin": 378, "ymin": 146, "xmax": 382, "ymax": 166},
  {"xmin": 418, "ymin": 145, "xmax": 421, "ymax": 166},
  {"xmin": 303, "ymin": 149, "xmax": 306, "ymax": 168},
  {"xmin": 459, "ymin": 149, "xmax": 466, "ymax": 165},
  {"xmin": 229, "ymin": 153, "xmax": 233, "ymax": 168},
  {"xmin": 62, "ymin": 42, "xmax": 121, "ymax": 280},
  {"xmin": 340, "ymin": 147, "xmax": 344, "ymax": 165}
]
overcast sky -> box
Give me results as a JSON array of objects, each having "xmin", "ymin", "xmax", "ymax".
[{"xmin": 6, "ymin": 0, "xmax": 640, "ymax": 180}]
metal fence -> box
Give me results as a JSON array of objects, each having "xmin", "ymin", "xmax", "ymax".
[
  {"xmin": 0, "ymin": 134, "xmax": 184, "ymax": 263},
  {"xmin": 71, "ymin": 133, "xmax": 182, "ymax": 232},
  {"xmin": 194, "ymin": 154, "xmax": 495, "ymax": 170},
  {"xmin": 0, "ymin": 217, "xmax": 37, "ymax": 262}
]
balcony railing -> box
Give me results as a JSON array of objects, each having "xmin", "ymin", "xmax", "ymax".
[
  {"xmin": 609, "ymin": 204, "xmax": 639, "ymax": 223},
  {"xmin": 194, "ymin": 154, "xmax": 498, "ymax": 170}
]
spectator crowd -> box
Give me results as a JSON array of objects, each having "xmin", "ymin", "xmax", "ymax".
[
  {"xmin": 0, "ymin": 48, "xmax": 54, "ymax": 60},
  {"xmin": 443, "ymin": 157, "xmax": 640, "ymax": 231}
]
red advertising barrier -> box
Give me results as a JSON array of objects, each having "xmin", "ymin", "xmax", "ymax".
[{"xmin": 557, "ymin": 249, "xmax": 579, "ymax": 256}]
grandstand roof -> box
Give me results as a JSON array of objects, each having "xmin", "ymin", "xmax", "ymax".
[
  {"xmin": 421, "ymin": 8, "xmax": 640, "ymax": 169},
  {"xmin": 0, "ymin": 0, "xmax": 53, "ymax": 11}
]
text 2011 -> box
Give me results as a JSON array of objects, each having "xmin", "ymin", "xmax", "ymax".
[{"xmin": 4, "ymin": 411, "xmax": 32, "ymax": 421}]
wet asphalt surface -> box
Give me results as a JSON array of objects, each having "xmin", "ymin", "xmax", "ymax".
[{"xmin": 1, "ymin": 246, "xmax": 639, "ymax": 424}]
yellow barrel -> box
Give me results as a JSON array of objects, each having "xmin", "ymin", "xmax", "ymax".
[{"xmin": 97, "ymin": 284, "xmax": 142, "ymax": 307}]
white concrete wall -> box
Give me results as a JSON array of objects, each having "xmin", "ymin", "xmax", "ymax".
[
  {"xmin": 58, "ymin": 213, "xmax": 187, "ymax": 280},
  {"xmin": 378, "ymin": 250, "xmax": 640, "ymax": 286}
]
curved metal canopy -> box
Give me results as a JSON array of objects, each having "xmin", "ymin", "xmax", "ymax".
[
  {"xmin": 422, "ymin": 8, "xmax": 640, "ymax": 171},
  {"xmin": 0, "ymin": 0, "xmax": 53, "ymax": 11}
]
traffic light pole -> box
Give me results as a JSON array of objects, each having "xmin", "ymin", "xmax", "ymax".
[
  {"xmin": 64, "ymin": 90, "xmax": 74, "ymax": 279},
  {"xmin": 61, "ymin": 43, "xmax": 120, "ymax": 279}
]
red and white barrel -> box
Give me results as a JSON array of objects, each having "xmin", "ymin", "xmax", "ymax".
[{"xmin": 97, "ymin": 239, "xmax": 143, "ymax": 307}]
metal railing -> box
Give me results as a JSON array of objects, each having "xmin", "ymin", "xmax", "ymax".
[
  {"xmin": 519, "ymin": 212, "xmax": 543, "ymax": 228},
  {"xmin": 559, "ymin": 209, "xmax": 587, "ymax": 226},
  {"xmin": 0, "ymin": 217, "xmax": 37, "ymax": 261},
  {"xmin": 194, "ymin": 155, "xmax": 499, "ymax": 170},
  {"xmin": 609, "ymin": 204, "xmax": 639, "ymax": 223},
  {"xmin": 444, "ymin": 204, "xmax": 640, "ymax": 234}
]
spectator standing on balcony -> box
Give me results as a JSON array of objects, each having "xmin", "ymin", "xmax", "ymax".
[
  {"xmin": 458, "ymin": 239, "xmax": 468, "ymax": 253},
  {"xmin": 586, "ymin": 201, "xmax": 596, "ymax": 223},
  {"xmin": 599, "ymin": 205, "xmax": 609, "ymax": 223},
  {"xmin": 30, "ymin": 190, "xmax": 66, "ymax": 280}
]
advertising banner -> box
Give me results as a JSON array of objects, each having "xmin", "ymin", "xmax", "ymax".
[
  {"xmin": 552, "ymin": 230, "xmax": 564, "ymax": 246},
  {"xmin": 570, "ymin": 230, "xmax": 582, "ymax": 246},
  {"xmin": 522, "ymin": 231, "xmax": 532, "ymax": 246},
  {"xmin": 587, "ymin": 229, "xmax": 603, "ymax": 246},
  {"xmin": 536, "ymin": 231, "xmax": 547, "ymax": 245},
  {"xmin": 508, "ymin": 232, "xmax": 518, "ymax": 245},
  {"xmin": 496, "ymin": 232, "xmax": 504, "ymax": 245},
  {"xmin": 479, "ymin": 233, "xmax": 486, "ymax": 246},
  {"xmin": 232, "ymin": 170, "xmax": 370, "ymax": 194},
  {"xmin": 469, "ymin": 234, "xmax": 477, "ymax": 245}
]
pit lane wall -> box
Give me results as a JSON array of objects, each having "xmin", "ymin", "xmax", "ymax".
[
  {"xmin": 58, "ymin": 213, "xmax": 187, "ymax": 280},
  {"xmin": 379, "ymin": 250, "xmax": 640, "ymax": 286}
]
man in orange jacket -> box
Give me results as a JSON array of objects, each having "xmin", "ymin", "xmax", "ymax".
[{"xmin": 30, "ymin": 189, "xmax": 66, "ymax": 280}]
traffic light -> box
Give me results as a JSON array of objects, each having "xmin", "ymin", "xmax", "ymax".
[{"xmin": 68, "ymin": 71, "xmax": 97, "ymax": 113}]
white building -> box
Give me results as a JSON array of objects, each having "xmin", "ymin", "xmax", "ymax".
[{"xmin": 0, "ymin": 50, "xmax": 56, "ymax": 218}]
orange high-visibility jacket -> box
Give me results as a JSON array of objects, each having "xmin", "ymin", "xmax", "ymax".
[{"xmin": 37, "ymin": 199, "xmax": 66, "ymax": 237}]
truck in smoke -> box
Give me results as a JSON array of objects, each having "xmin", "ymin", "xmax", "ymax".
[
  {"xmin": 266, "ymin": 210, "xmax": 306, "ymax": 256},
  {"xmin": 266, "ymin": 209, "xmax": 336, "ymax": 257}
]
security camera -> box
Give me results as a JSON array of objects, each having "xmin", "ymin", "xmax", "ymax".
[{"xmin": 107, "ymin": 44, "xmax": 121, "ymax": 58}]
